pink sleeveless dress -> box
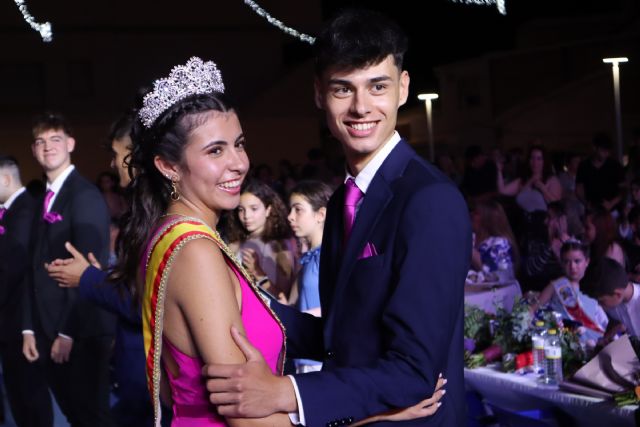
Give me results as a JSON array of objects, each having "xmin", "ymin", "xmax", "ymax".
[{"xmin": 162, "ymin": 258, "xmax": 284, "ymax": 426}]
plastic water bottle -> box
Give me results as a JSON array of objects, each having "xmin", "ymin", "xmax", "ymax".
[
  {"xmin": 531, "ymin": 321, "xmax": 546, "ymax": 375},
  {"xmin": 496, "ymin": 252, "xmax": 513, "ymax": 283},
  {"xmin": 542, "ymin": 329, "xmax": 563, "ymax": 385}
]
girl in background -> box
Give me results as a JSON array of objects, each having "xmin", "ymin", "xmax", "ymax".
[
  {"xmin": 287, "ymin": 180, "xmax": 332, "ymax": 373},
  {"xmin": 224, "ymin": 179, "xmax": 297, "ymax": 299},
  {"xmin": 536, "ymin": 241, "xmax": 608, "ymax": 344}
]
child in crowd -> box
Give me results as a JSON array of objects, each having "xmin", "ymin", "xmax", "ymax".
[
  {"xmin": 583, "ymin": 257, "xmax": 640, "ymax": 344},
  {"xmin": 286, "ymin": 180, "xmax": 332, "ymax": 373},
  {"xmin": 536, "ymin": 241, "xmax": 608, "ymax": 344},
  {"xmin": 223, "ymin": 179, "xmax": 297, "ymax": 299}
]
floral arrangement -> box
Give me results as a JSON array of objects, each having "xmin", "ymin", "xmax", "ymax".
[{"xmin": 464, "ymin": 294, "xmax": 590, "ymax": 377}]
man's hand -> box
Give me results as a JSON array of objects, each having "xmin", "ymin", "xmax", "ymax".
[
  {"xmin": 22, "ymin": 334, "xmax": 39, "ymax": 362},
  {"xmin": 203, "ymin": 326, "xmax": 296, "ymax": 417},
  {"xmin": 45, "ymin": 241, "xmax": 102, "ymax": 288},
  {"xmin": 51, "ymin": 336, "xmax": 73, "ymax": 364}
]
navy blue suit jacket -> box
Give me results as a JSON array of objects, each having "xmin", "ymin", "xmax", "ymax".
[
  {"xmin": 276, "ymin": 141, "xmax": 471, "ymax": 426},
  {"xmin": 23, "ymin": 170, "xmax": 116, "ymax": 339}
]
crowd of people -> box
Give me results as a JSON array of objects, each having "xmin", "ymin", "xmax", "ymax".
[
  {"xmin": 461, "ymin": 134, "xmax": 640, "ymax": 349},
  {"xmin": 0, "ymin": 6, "xmax": 637, "ymax": 427}
]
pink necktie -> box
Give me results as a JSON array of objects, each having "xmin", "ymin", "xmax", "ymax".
[
  {"xmin": 343, "ymin": 178, "xmax": 364, "ymax": 244},
  {"xmin": 43, "ymin": 190, "xmax": 62, "ymax": 223},
  {"xmin": 0, "ymin": 207, "xmax": 5, "ymax": 235}
]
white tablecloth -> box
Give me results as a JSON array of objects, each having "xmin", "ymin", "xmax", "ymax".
[
  {"xmin": 465, "ymin": 367, "xmax": 637, "ymax": 426},
  {"xmin": 464, "ymin": 281, "xmax": 522, "ymax": 313}
]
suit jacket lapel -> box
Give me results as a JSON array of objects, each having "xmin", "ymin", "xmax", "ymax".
[
  {"xmin": 323, "ymin": 140, "xmax": 414, "ymax": 335},
  {"xmin": 50, "ymin": 170, "xmax": 76, "ymax": 214}
]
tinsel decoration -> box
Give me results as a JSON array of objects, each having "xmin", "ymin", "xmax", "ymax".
[
  {"xmin": 451, "ymin": 0, "xmax": 507, "ymax": 15},
  {"xmin": 13, "ymin": 0, "xmax": 52, "ymax": 42},
  {"xmin": 243, "ymin": 0, "xmax": 315, "ymax": 44}
]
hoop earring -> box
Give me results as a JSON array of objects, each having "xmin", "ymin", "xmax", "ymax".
[{"xmin": 170, "ymin": 175, "xmax": 180, "ymax": 201}]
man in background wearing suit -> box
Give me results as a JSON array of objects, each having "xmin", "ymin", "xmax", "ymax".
[
  {"xmin": 0, "ymin": 155, "xmax": 50, "ymax": 427},
  {"xmin": 205, "ymin": 9, "xmax": 470, "ymax": 426},
  {"xmin": 22, "ymin": 113, "xmax": 116, "ymax": 427}
]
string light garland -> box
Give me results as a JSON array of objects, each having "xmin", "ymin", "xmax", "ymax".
[
  {"xmin": 243, "ymin": 0, "xmax": 315, "ymax": 44},
  {"xmin": 451, "ymin": 0, "xmax": 507, "ymax": 15},
  {"xmin": 13, "ymin": 0, "xmax": 52, "ymax": 42}
]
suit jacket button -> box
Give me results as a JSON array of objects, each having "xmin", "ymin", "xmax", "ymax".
[
  {"xmin": 347, "ymin": 417, "xmax": 354, "ymax": 423},
  {"xmin": 325, "ymin": 350, "xmax": 335, "ymax": 359}
]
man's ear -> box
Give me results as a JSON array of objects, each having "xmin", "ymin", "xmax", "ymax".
[
  {"xmin": 154, "ymin": 155, "xmax": 180, "ymax": 180},
  {"xmin": 66, "ymin": 137, "xmax": 76, "ymax": 154},
  {"xmin": 398, "ymin": 70, "xmax": 410, "ymax": 107}
]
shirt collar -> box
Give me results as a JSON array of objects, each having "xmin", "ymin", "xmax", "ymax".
[
  {"xmin": 47, "ymin": 165, "xmax": 75, "ymax": 194},
  {"xmin": 2, "ymin": 187, "xmax": 26, "ymax": 210},
  {"xmin": 345, "ymin": 131, "xmax": 401, "ymax": 194}
]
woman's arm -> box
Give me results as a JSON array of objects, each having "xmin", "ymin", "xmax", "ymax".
[
  {"xmin": 165, "ymin": 239, "xmax": 292, "ymax": 427},
  {"xmin": 496, "ymin": 169, "xmax": 521, "ymax": 197}
]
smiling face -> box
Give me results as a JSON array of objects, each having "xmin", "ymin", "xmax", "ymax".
[
  {"xmin": 315, "ymin": 55, "xmax": 409, "ymax": 174},
  {"xmin": 32, "ymin": 128, "xmax": 75, "ymax": 181},
  {"xmin": 237, "ymin": 192, "xmax": 271, "ymax": 238},
  {"xmin": 168, "ymin": 111, "xmax": 249, "ymax": 215}
]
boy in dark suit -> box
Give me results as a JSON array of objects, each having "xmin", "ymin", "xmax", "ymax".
[
  {"xmin": 23, "ymin": 113, "xmax": 115, "ymax": 427},
  {"xmin": 0, "ymin": 155, "xmax": 51, "ymax": 427},
  {"xmin": 205, "ymin": 9, "xmax": 470, "ymax": 426}
]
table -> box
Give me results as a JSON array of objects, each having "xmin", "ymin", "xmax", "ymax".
[
  {"xmin": 465, "ymin": 367, "xmax": 637, "ymax": 426},
  {"xmin": 464, "ymin": 281, "xmax": 522, "ymax": 314}
]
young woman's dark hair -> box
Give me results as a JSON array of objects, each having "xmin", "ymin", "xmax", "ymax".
[
  {"xmin": 223, "ymin": 179, "xmax": 292, "ymax": 244},
  {"xmin": 560, "ymin": 240, "xmax": 590, "ymax": 259},
  {"xmin": 110, "ymin": 93, "xmax": 236, "ymax": 304},
  {"xmin": 522, "ymin": 144, "xmax": 554, "ymax": 182}
]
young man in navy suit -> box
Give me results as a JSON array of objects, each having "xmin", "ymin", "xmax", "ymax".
[
  {"xmin": 22, "ymin": 113, "xmax": 116, "ymax": 427},
  {"xmin": 45, "ymin": 111, "xmax": 164, "ymax": 427},
  {"xmin": 205, "ymin": 9, "xmax": 471, "ymax": 426},
  {"xmin": 0, "ymin": 156, "xmax": 51, "ymax": 427}
]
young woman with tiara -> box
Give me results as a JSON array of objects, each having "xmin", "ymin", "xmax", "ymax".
[{"xmin": 112, "ymin": 57, "xmax": 443, "ymax": 426}]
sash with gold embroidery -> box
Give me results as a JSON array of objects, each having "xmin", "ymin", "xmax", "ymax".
[{"xmin": 141, "ymin": 216, "xmax": 286, "ymax": 426}]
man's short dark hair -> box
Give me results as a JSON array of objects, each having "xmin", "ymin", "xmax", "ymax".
[
  {"xmin": 581, "ymin": 258, "xmax": 628, "ymax": 297},
  {"xmin": 313, "ymin": 8, "xmax": 408, "ymax": 77},
  {"xmin": 32, "ymin": 112, "xmax": 73, "ymax": 139}
]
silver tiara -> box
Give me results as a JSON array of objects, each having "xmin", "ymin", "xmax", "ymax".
[{"xmin": 139, "ymin": 57, "xmax": 225, "ymax": 128}]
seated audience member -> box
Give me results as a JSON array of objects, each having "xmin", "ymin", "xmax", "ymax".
[
  {"xmin": 583, "ymin": 258, "xmax": 640, "ymax": 343},
  {"xmin": 536, "ymin": 241, "xmax": 607, "ymax": 344},
  {"xmin": 470, "ymin": 199, "xmax": 518, "ymax": 276}
]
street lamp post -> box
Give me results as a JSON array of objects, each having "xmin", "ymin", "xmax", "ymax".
[
  {"xmin": 418, "ymin": 93, "xmax": 439, "ymax": 163},
  {"xmin": 603, "ymin": 57, "xmax": 628, "ymax": 163}
]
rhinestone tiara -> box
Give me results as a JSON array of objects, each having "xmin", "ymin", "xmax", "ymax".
[{"xmin": 139, "ymin": 57, "xmax": 225, "ymax": 128}]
